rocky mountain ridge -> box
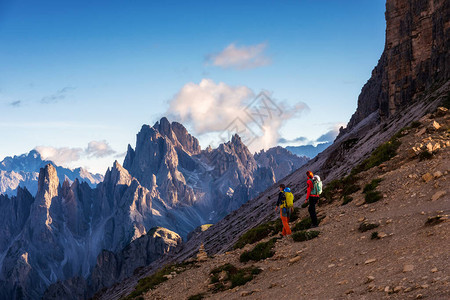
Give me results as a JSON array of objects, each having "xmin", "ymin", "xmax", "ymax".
[
  {"xmin": 0, "ymin": 150, "xmax": 103, "ymax": 196},
  {"xmin": 0, "ymin": 119, "xmax": 307, "ymax": 300}
]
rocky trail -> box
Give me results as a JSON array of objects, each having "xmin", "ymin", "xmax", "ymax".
[{"xmin": 122, "ymin": 108, "xmax": 449, "ymax": 300}]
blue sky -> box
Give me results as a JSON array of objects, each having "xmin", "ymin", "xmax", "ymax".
[{"xmin": 0, "ymin": 0, "xmax": 386, "ymax": 174}]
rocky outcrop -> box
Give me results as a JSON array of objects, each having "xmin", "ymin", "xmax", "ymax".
[
  {"xmin": 344, "ymin": 0, "xmax": 449, "ymax": 132},
  {"xmin": 90, "ymin": 227, "xmax": 181, "ymax": 293}
]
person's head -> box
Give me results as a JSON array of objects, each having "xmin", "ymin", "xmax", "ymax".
[
  {"xmin": 306, "ymin": 171, "xmax": 314, "ymax": 179},
  {"xmin": 279, "ymin": 184, "xmax": 285, "ymax": 191}
]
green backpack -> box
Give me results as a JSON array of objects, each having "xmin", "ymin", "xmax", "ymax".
[{"xmin": 310, "ymin": 175, "xmax": 323, "ymax": 195}]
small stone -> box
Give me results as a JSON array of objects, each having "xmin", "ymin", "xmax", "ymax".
[
  {"xmin": 393, "ymin": 286, "xmax": 402, "ymax": 293},
  {"xmin": 241, "ymin": 291, "xmax": 252, "ymax": 297},
  {"xmin": 338, "ymin": 280, "xmax": 348, "ymax": 285},
  {"xmin": 435, "ymin": 106, "xmax": 448, "ymax": 116},
  {"xmin": 289, "ymin": 256, "xmax": 302, "ymax": 264},
  {"xmin": 433, "ymin": 171, "xmax": 443, "ymax": 178},
  {"xmin": 365, "ymin": 276, "xmax": 375, "ymax": 283},
  {"xmin": 422, "ymin": 173, "xmax": 433, "ymax": 183},
  {"xmin": 269, "ymin": 283, "xmax": 277, "ymax": 289},
  {"xmin": 431, "ymin": 267, "xmax": 438, "ymax": 273},
  {"xmin": 386, "ymin": 219, "xmax": 393, "ymax": 224},
  {"xmin": 378, "ymin": 232, "xmax": 388, "ymax": 238},
  {"xmin": 358, "ymin": 217, "xmax": 365, "ymax": 222},
  {"xmin": 365, "ymin": 258, "xmax": 377, "ymax": 265},
  {"xmin": 420, "ymin": 211, "xmax": 425, "ymax": 215},
  {"xmin": 416, "ymin": 128, "xmax": 426, "ymax": 136},
  {"xmin": 384, "ymin": 286, "xmax": 392, "ymax": 293},
  {"xmin": 431, "ymin": 120, "xmax": 441, "ymax": 130},
  {"xmin": 328, "ymin": 264, "xmax": 335, "ymax": 268},
  {"xmin": 345, "ymin": 289, "xmax": 354, "ymax": 294},
  {"xmin": 431, "ymin": 190, "xmax": 446, "ymax": 201},
  {"xmin": 416, "ymin": 294, "xmax": 423, "ymax": 299},
  {"xmin": 421, "ymin": 284, "xmax": 429, "ymax": 289},
  {"xmin": 404, "ymin": 287, "xmax": 412, "ymax": 292},
  {"xmin": 403, "ymin": 264, "xmax": 414, "ymax": 272},
  {"xmin": 367, "ymin": 284, "xmax": 376, "ymax": 292}
]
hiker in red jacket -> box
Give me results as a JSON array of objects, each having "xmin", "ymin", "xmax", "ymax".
[
  {"xmin": 305, "ymin": 171, "xmax": 319, "ymax": 228},
  {"xmin": 276, "ymin": 184, "xmax": 292, "ymax": 236}
]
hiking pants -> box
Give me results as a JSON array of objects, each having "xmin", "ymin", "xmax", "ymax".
[
  {"xmin": 280, "ymin": 208, "xmax": 292, "ymax": 236},
  {"xmin": 308, "ymin": 196, "xmax": 319, "ymax": 226}
]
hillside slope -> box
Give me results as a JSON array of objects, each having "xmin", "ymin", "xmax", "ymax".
[{"xmin": 120, "ymin": 105, "xmax": 450, "ymax": 300}]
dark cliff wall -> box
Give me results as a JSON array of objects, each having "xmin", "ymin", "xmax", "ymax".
[{"xmin": 344, "ymin": 0, "xmax": 449, "ymax": 133}]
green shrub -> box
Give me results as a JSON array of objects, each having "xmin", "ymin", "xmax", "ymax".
[
  {"xmin": 363, "ymin": 178, "xmax": 383, "ymax": 193},
  {"xmin": 425, "ymin": 215, "xmax": 445, "ymax": 226},
  {"xmin": 359, "ymin": 221, "xmax": 379, "ymax": 232},
  {"xmin": 122, "ymin": 262, "xmax": 196, "ymax": 300},
  {"xmin": 240, "ymin": 238, "xmax": 276, "ymax": 262},
  {"xmin": 292, "ymin": 216, "xmax": 324, "ymax": 232},
  {"xmin": 292, "ymin": 230, "xmax": 320, "ymax": 242},
  {"xmin": 322, "ymin": 175, "xmax": 360, "ymax": 203},
  {"xmin": 209, "ymin": 264, "xmax": 261, "ymax": 292},
  {"xmin": 342, "ymin": 195, "xmax": 353, "ymax": 205},
  {"xmin": 352, "ymin": 133, "xmax": 402, "ymax": 175},
  {"xmin": 365, "ymin": 191, "xmax": 383, "ymax": 203},
  {"xmin": 233, "ymin": 219, "xmax": 282, "ymax": 249}
]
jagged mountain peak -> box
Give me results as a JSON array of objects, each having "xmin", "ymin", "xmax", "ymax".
[
  {"xmin": 37, "ymin": 164, "xmax": 59, "ymax": 195},
  {"xmin": 105, "ymin": 161, "xmax": 132, "ymax": 186}
]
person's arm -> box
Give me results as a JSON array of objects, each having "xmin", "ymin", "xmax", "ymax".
[{"xmin": 305, "ymin": 180, "xmax": 312, "ymax": 202}]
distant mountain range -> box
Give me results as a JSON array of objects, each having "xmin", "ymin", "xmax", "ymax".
[
  {"xmin": 0, "ymin": 117, "xmax": 308, "ymax": 299},
  {"xmin": 0, "ymin": 150, "xmax": 103, "ymax": 196},
  {"xmin": 286, "ymin": 142, "xmax": 332, "ymax": 158}
]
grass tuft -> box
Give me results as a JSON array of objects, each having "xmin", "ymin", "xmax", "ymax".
[
  {"xmin": 240, "ymin": 238, "xmax": 277, "ymax": 262},
  {"xmin": 342, "ymin": 195, "xmax": 353, "ymax": 205},
  {"xmin": 292, "ymin": 230, "xmax": 320, "ymax": 242},
  {"xmin": 359, "ymin": 221, "xmax": 379, "ymax": 232},
  {"xmin": 122, "ymin": 261, "xmax": 197, "ymax": 300},
  {"xmin": 364, "ymin": 191, "xmax": 383, "ymax": 203},
  {"xmin": 371, "ymin": 231, "xmax": 380, "ymax": 240},
  {"xmin": 363, "ymin": 178, "xmax": 383, "ymax": 193},
  {"xmin": 233, "ymin": 219, "xmax": 282, "ymax": 249},
  {"xmin": 209, "ymin": 264, "xmax": 261, "ymax": 293}
]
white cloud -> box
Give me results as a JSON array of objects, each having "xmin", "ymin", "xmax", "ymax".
[
  {"xmin": 167, "ymin": 79, "xmax": 308, "ymax": 152},
  {"xmin": 35, "ymin": 146, "xmax": 83, "ymax": 165},
  {"xmin": 207, "ymin": 43, "xmax": 271, "ymax": 70},
  {"xmin": 86, "ymin": 140, "xmax": 116, "ymax": 158},
  {"xmin": 168, "ymin": 79, "xmax": 254, "ymax": 134},
  {"xmin": 35, "ymin": 140, "xmax": 117, "ymax": 167}
]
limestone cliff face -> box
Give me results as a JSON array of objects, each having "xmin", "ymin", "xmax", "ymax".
[{"xmin": 345, "ymin": 0, "xmax": 449, "ymax": 132}]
